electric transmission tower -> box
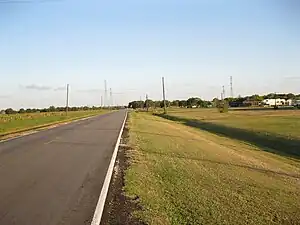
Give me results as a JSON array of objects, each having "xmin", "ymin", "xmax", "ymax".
[
  {"xmin": 230, "ymin": 76, "xmax": 233, "ymax": 98},
  {"xmin": 104, "ymin": 80, "xmax": 108, "ymax": 107},
  {"xmin": 110, "ymin": 88, "xmax": 113, "ymax": 107}
]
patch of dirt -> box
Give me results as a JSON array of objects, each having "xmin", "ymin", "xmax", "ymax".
[{"xmin": 101, "ymin": 125, "xmax": 146, "ymax": 225}]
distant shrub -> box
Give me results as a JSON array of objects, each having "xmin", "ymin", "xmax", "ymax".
[{"xmin": 217, "ymin": 100, "xmax": 229, "ymax": 113}]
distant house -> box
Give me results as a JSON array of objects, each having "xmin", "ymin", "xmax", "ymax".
[
  {"xmin": 242, "ymin": 100, "xmax": 261, "ymax": 107},
  {"xmin": 229, "ymin": 100, "xmax": 244, "ymax": 107},
  {"xmin": 262, "ymin": 99, "xmax": 286, "ymax": 106},
  {"xmin": 286, "ymin": 99, "xmax": 295, "ymax": 106}
]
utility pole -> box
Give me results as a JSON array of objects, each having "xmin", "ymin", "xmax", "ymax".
[
  {"xmin": 222, "ymin": 85, "xmax": 225, "ymax": 99},
  {"xmin": 162, "ymin": 77, "xmax": 167, "ymax": 114},
  {"xmin": 146, "ymin": 94, "xmax": 149, "ymax": 112},
  {"xmin": 230, "ymin": 76, "xmax": 233, "ymax": 98},
  {"xmin": 66, "ymin": 84, "xmax": 69, "ymax": 115},
  {"xmin": 110, "ymin": 88, "xmax": 113, "ymax": 108},
  {"xmin": 104, "ymin": 80, "xmax": 108, "ymax": 107}
]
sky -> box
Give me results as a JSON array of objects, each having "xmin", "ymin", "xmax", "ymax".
[{"xmin": 0, "ymin": 0, "xmax": 300, "ymax": 109}]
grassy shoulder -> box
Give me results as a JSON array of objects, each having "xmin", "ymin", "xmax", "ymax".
[
  {"xmin": 166, "ymin": 108, "xmax": 300, "ymax": 139},
  {"xmin": 0, "ymin": 110, "xmax": 108, "ymax": 136},
  {"xmin": 125, "ymin": 112, "xmax": 300, "ymax": 225}
]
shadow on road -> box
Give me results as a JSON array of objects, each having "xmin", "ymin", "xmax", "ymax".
[{"xmin": 155, "ymin": 113, "xmax": 300, "ymax": 160}]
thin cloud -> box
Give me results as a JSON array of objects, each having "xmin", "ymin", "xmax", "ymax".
[
  {"xmin": 0, "ymin": 95, "xmax": 10, "ymax": 98},
  {"xmin": 22, "ymin": 84, "xmax": 52, "ymax": 91}
]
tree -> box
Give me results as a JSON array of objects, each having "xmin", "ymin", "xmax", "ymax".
[
  {"xmin": 128, "ymin": 101, "xmax": 144, "ymax": 109},
  {"xmin": 5, "ymin": 108, "xmax": 16, "ymax": 114},
  {"xmin": 266, "ymin": 93, "xmax": 276, "ymax": 99},
  {"xmin": 40, "ymin": 108, "xmax": 49, "ymax": 112},
  {"xmin": 212, "ymin": 98, "xmax": 219, "ymax": 107},
  {"xmin": 179, "ymin": 100, "xmax": 187, "ymax": 108},
  {"xmin": 145, "ymin": 99, "xmax": 154, "ymax": 108},
  {"xmin": 196, "ymin": 99, "xmax": 204, "ymax": 107},
  {"xmin": 19, "ymin": 108, "xmax": 25, "ymax": 114},
  {"xmin": 160, "ymin": 100, "xmax": 170, "ymax": 108},
  {"xmin": 49, "ymin": 106, "xmax": 56, "ymax": 112},
  {"xmin": 171, "ymin": 100, "xmax": 180, "ymax": 107},
  {"xmin": 249, "ymin": 95, "xmax": 263, "ymax": 101},
  {"xmin": 154, "ymin": 101, "xmax": 161, "ymax": 108},
  {"xmin": 206, "ymin": 101, "xmax": 212, "ymax": 107},
  {"xmin": 187, "ymin": 97, "xmax": 200, "ymax": 108},
  {"xmin": 287, "ymin": 93, "xmax": 295, "ymax": 100},
  {"xmin": 26, "ymin": 108, "xmax": 33, "ymax": 113}
]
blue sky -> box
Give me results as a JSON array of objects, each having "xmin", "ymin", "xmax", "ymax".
[{"xmin": 0, "ymin": 0, "xmax": 299, "ymax": 108}]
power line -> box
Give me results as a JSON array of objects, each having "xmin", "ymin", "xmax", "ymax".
[
  {"xmin": 110, "ymin": 88, "xmax": 113, "ymax": 107},
  {"xmin": 146, "ymin": 94, "xmax": 149, "ymax": 112},
  {"xmin": 66, "ymin": 84, "xmax": 69, "ymax": 115},
  {"xmin": 162, "ymin": 77, "xmax": 167, "ymax": 114},
  {"xmin": 222, "ymin": 85, "xmax": 225, "ymax": 99}
]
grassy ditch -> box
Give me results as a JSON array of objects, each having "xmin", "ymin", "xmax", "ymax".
[{"xmin": 124, "ymin": 111, "xmax": 300, "ymax": 225}]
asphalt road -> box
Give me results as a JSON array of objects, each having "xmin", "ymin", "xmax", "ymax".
[{"xmin": 0, "ymin": 110, "xmax": 126, "ymax": 225}]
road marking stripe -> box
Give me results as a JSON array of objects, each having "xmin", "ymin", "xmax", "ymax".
[
  {"xmin": 44, "ymin": 140, "xmax": 56, "ymax": 145},
  {"xmin": 90, "ymin": 111, "xmax": 127, "ymax": 225}
]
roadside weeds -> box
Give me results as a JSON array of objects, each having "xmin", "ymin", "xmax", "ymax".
[{"xmin": 101, "ymin": 121, "xmax": 146, "ymax": 225}]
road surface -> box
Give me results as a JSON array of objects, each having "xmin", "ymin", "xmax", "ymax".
[{"xmin": 0, "ymin": 110, "xmax": 126, "ymax": 225}]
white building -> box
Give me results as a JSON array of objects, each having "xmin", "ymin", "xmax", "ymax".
[
  {"xmin": 286, "ymin": 99, "xmax": 300, "ymax": 106},
  {"xmin": 286, "ymin": 99, "xmax": 294, "ymax": 106},
  {"xmin": 262, "ymin": 99, "xmax": 286, "ymax": 106}
]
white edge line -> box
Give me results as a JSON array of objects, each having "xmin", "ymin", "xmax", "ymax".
[
  {"xmin": 0, "ymin": 114, "xmax": 100, "ymax": 144},
  {"xmin": 90, "ymin": 110, "xmax": 128, "ymax": 225}
]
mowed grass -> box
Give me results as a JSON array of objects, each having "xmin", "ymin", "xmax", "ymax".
[
  {"xmin": 0, "ymin": 110, "xmax": 107, "ymax": 136},
  {"xmin": 125, "ymin": 112, "xmax": 300, "ymax": 225},
  {"xmin": 167, "ymin": 108, "xmax": 300, "ymax": 139}
]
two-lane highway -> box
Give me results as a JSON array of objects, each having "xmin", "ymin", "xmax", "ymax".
[{"xmin": 0, "ymin": 110, "xmax": 126, "ymax": 225}]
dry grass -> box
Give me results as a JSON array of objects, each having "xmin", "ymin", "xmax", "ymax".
[{"xmin": 125, "ymin": 112, "xmax": 300, "ymax": 225}]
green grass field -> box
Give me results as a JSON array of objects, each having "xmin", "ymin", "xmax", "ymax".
[
  {"xmin": 167, "ymin": 108, "xmax": 300, "ymax": 139},
  {"xmin": 0, "ymin": 110, "xmax": 107, "ymax": 136},
  {"xmin": 125, "ymin": 111, "xmax": 300, "ymax": 225},
  {"xmin": 160, "ymin": 108, "xmax": 300, "ymax": 159}
]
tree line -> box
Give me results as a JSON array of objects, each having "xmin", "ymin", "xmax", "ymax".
[
  {"xmin": 128, "ymin": 97, "xmax": 212, "ymax": 109},
  {"xmin": 128, "ymin": 93, "xmax": 300, "ymax": 109},
  {"xmin": 225, "ymin": 93, "xmax": 300, "ymax": 107},
  {"xmin": 1, "ymin": 106, "xmax": 121, "ymax": 115}
]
